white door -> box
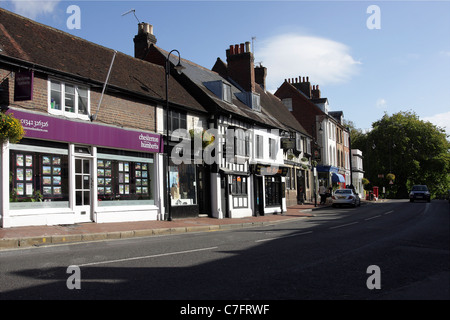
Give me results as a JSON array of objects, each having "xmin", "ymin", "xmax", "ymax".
[{"xmin": 74, "ymin": 157, "xmax": 92, "ymax": 223}]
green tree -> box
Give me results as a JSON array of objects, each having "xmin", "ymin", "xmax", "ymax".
[{"xmin": 351, "ymin": 111, "xmax": 450, "ymax": 198}]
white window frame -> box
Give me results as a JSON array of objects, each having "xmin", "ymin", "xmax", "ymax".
[
  {"xmin": 48, "ymin": 78, "xmax": 90, "ymax": 120},
  {"xmin": 222, "ymin": 82, "xmax": 232, "ymax": 103}
]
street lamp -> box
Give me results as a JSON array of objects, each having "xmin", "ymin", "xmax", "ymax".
[{"xmin": 165, "ymin": 49, "xmax": 185, "ymax": 221}]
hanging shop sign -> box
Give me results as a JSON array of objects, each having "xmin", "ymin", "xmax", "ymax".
[{"xmin": 14, "ymin": 70, "xmax": 34, "ymax": 101}]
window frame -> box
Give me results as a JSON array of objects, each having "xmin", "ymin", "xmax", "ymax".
[{"xmin": 48, "ymin": 78, "xmax": 90, "ymax": 120}]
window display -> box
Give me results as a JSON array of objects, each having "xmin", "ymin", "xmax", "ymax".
[
  {"xmin": 265, "ymin": 176, "xmax": 281, "ymax": 206},
  {"xmin": 97, "ymin": 149, "xmax": 154, "ymax": 206},
  {"xmin": 169, "ymin": 161, "xmax": 197, "ymax": 206},
  {"xmin": 230, "ymin": 175, "xmax": 248, "ymax": 208},
  {"xmin": 10, "ymin": 150, "xmax": 69, "ymax": 207}
]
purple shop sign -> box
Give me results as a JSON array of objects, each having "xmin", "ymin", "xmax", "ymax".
[
  {"xmin": 14, "ymin": 70, "xmax": 34, "ymax": 101},
  {"xmin": 7, "ymin": 109, "xmax": 162, "ymax": 153}
]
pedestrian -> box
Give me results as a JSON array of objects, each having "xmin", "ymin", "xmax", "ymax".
[
  {"xmin": 298, "ymin": 186, "xmax": 305, "ymax": 204},
  {"xmin": 319, "ymin": 184, "xmax": 327, "ymax": 204}
]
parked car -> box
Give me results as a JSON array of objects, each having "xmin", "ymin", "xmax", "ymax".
[
  {"xmin": 332, "ymin": 189, "xmax": 361, "ymax": 208},
  {"xmin": 409, "ymin": 185, "xmax": 431, "ymax": 202}
]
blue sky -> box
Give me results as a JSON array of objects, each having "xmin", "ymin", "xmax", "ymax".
[{"xmin": 1, "ymin": 0, "xmax": 450, "ymax": 135}]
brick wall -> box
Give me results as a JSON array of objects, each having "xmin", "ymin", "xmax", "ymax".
[{"xmin": 0, "ymin": 66, "xmax": 156, "ymax": 132}]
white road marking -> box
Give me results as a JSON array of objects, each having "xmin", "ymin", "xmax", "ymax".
[
  {"xmin": 255, "ymin": 231, "xmax": 313, "ymax": 243},
  {"xmin": 365, "ymin": 215, "xmax": 382, "ymax": 221},
  {"xmin": 329, "ymin": 222, "xmax": 359, "ymax": 229},
  {"xmin": 78, "ymin": 246, "xmax": 218, "ymax": 267}
]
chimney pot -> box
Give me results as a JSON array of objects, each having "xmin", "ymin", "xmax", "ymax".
[
  {"xmin": 240, "ymin": 43, "xmax": 245, "ymax": 53},
  {"xmin": 245, "ymin": 41, "xmax": 251, "ymax": 53},
  {"xmin": 235, "ymin": 44, "xmax": 240, "ymax": 54},
  {"xmin": 306, "ymin": 76, "xmax": 309, "ymax": 82},
  {"xmin": 138, "ymin": 22, "xmax": 153, "ymax": 35}
]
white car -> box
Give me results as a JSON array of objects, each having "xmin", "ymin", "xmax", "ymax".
[{"xmin": 332, "ymin": 189, "xmax": 361, "ymax": 208}]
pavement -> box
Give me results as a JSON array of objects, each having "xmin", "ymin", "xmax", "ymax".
[{"xmin": 0, "ymin": 203, "xmax": 333, "ymax": 250}]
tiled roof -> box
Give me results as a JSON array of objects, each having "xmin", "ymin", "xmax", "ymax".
[
  {"xmin": 256, "ymin": 85, "xmax": 310, "ymax": 136},
  {"xmin": 0, "ymin": 8, "xmax": 205, "ymax": 113},
  {"xmin": 154, "ymin": 46, "xmax": 294, "ymax": 130}
]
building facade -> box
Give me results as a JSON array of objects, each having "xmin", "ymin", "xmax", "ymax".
[{"xmin": 0, "ymin": 9, "xmax": 203, "ymax": 227}]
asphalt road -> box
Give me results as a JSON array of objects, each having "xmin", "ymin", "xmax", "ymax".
[{"xmin": 0, "ymin": 200, "xmax": 449, "ymax": 303}]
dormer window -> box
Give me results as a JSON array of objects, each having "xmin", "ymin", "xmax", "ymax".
[
  {"xmin": 203, "ymin": 80, "xmax": 233, "ymax": 103},
  {"xmin": 251, "ymin": 93, "xmax": 261, "ymax": 112},
  {"xmin": 223, "ymin": 82, "xmax": 232, "ymax": 103},
  {"xmin": 235, "ymin": 91, "xmax": 260, "ymax": 112}
]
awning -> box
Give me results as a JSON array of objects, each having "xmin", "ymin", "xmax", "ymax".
[{"xmin": 332, "ymin": 173, "xmax": 346, "ymax": 183}]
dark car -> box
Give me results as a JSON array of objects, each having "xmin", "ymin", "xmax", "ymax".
[{"xmin": 409, "ymin": 185, "xmax": 431, "ymax": 202}]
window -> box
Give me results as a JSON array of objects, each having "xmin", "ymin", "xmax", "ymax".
[
  {"xmin": 286, "ymin": 168, "xmax": 296, "ymax": 190},
  {"xmin": 231, "ymin": 175, "xmax": 247, "ymax": 196},
  {"xmin": 265, "ymin": 176, "xmax": 281, "ymax": 206},
  {"xmin": 97, "ymin": 149, "xmax": 154, "ymax": 206},
  {"xmin": 9, "ymin": 140, "xmax": 69, "ymax": 209},
  {"xmin": 269, "ymin": 138, "xmax": 277, "ymax": 160},
  {"xmin": 169, "ymin": 161, "xmax": 197, "ymax": 206},
  {"xmin": 164, "ymin": 109, "xmax": 187, "ymax": 134},
  {"xmin": 256, "ymin": 135, "xmax": 263, "ymax": 158},
  {"xmin": 49, "ymin": 79, "xmax": 90, "ymax": 119},
  {"xmin": 223, "ymin": 83, "xmax": 232, "ymax": 103},
  {"xmin": 234, "ymin": 129, "xmax": 249, "ymax": 157},
  {"xmin": 231, "ymin": 175, "xmax": 248, "ymax": 208},
  {"xmin": 251, "ymin": 93, "xmax": 261, "ymax": 112}
]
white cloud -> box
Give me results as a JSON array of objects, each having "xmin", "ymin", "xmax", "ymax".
[
  {"xmin": 8, "ymin": 0, "xmax": 60, "ymax": 19},
  {"xmin": 423, "ymin": 111, "xmax": 450, "ymax": 137},
  {"xmin": 258, "ymin": 33, "xmax": 361, "ymax": 92},
  {"xmin": 439, "ymin": 50, "xmax": 450, "ymax": 58},
  {"xmin": 376, "ymin": 98, "xmax": 387, "ymax": 109}
]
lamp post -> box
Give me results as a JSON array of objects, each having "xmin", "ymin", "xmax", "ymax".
[{"xmin": 165, "ymin": 49, "xmax": 185, "ymax": 221}]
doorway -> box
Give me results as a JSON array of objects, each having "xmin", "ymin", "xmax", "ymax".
[
  {"xmin": 253, "ymin": 176, "xmax": 264, "ymax": 216},
  {"xmin": 74, "ymin": 157, "xmax": 92, "ymax": 223}
]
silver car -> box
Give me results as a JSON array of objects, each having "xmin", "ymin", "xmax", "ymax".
[{"xmin": 332, "ymin": 189, "xmax": 361, "ymax": 208}]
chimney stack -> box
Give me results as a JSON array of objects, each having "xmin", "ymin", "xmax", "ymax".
[
  {"xmin": 290, "ymin": 75, "xmax": 312, "ymax": 98},
  {"xmin": 254, "ymin": 64, "xmax": 267, "ymax": 90},
  {"xmin": 134, "ymin": 22, "xmax": 157, "ymax": 60},
  {"xmin": 311, "ymin": 85, "xmax": 321, "ymax": 99},
  {"xmin": 226, "ymin": 41, "xmax": 255, "ymax": 92}
]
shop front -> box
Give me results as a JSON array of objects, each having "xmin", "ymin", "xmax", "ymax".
[
  {"xmin": 1, "ymin": 109, "xmax": 163, "ymax": 228},
  {"xmin": 251, "ymin": 163, "xmax": 288, "ymax": 215}
]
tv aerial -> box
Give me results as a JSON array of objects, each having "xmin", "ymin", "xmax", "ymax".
[{"xmin": 122, "ymin": 9, "xmax": 140, "ymax": 23}]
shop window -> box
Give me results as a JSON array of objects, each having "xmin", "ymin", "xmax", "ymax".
[
  {"xmin": 48, "ymin": 79, "xmax": 90, "ymax": 119},
  {"xmin": 169, "ymin": 161, "xmax": 197, "ymax": 206},
  {"xmin": 265, "ymin": 176, "xmax": 281, "ymax": 207},
  {"xmin": 10, "ymin": 147, "xmax": 69, "ymax": 209},
  {"xmin": 230, "ymin": 175, "xmax": 248, "ymax": 208},
  {"xmin": 97, "ymin": 149, "xmax": 154, "ymax": 206}
]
